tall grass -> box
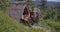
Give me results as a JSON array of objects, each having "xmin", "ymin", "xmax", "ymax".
[{"xmin": 0, "ymin": 9, "xmax": 46, "ymax": 32}]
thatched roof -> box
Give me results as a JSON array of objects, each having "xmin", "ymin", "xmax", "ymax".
[{"xmin": 10, "ymin": 0, "xmax": 28, "ymax": 3}]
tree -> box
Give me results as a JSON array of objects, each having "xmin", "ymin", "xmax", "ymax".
[
  {"xmin": 0, "ymin": 0, "xmax": 9, "ymax": 11},
  {"xmin": 41, "ymin": 0, "xmax": 47, "ymax": 9}
]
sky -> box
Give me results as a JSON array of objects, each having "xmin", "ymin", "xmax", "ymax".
[
  {"xmin": 47, "ymin": 0, "xmax": 60, "ymax": 2},
  {"xmin": 32, "ymin": 0, "xmax": 60, "ymax": 2}
]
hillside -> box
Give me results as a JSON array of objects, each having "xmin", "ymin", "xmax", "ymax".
[
  {"xmin": 0, "ymin": 10, "xmax": 46, "ymax": 32},
  {"xmin": 0, "ymin": 0, "xmax": 60, "ymax": 32},
  {"xmin": 0, "ymin": 0, "xmax": 46, "ymax": 32},
  {"xmin": 31, "ymin": 1, "xmax": 60, "ymax": 6}
]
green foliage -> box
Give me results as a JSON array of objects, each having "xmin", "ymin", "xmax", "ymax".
[
  {"xmin": 40, "ymin": 5, "xmax": 60, "ymax": 32},
  {"xmin": 0, "ymin": 0, "xmax": 10, "ymax": 12},
  {"xmin": 0, "ymin": 11, "xmax": 45, "ymax": 32},
  {"xmin": 0, "ymin": 0, "xmax": 60, "ymax": 32},
  {"xmin": 24, "ymin": 28, "xmax": 45, "ymax": 32},
  {"xmin": 0, "ymin": 0, "xmax": 46, "ymax": 32},
  {"xmin": 0, "ymin": 11, "xmax": 24, "ymax": 32},
  {"xmin": 29, "ymin": 4, "xmax": 37, "ymax": 12},
  {"xmin": 41, "ymin": 6, "xmax": 55, "ymax": 20}
]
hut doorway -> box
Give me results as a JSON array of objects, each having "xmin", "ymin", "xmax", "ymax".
[
  {"xmin": 20, "ymin": 7, "xmax": 31, "ymax": 26},
  {"xmin": 21, "ymin": 7, "xmax": 30, "ymax": 22},
  {"xmin": 23, "ymin": 7, "xmax": 30, "ymax": 21}
]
